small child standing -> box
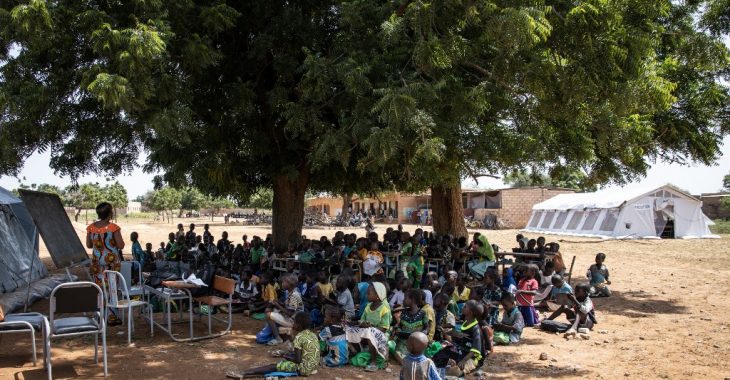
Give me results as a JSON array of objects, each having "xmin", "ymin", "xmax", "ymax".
[
  {"xmin": 587, "ymin": 252, "xmax": 611, "ymax": 297},
  {"xmin": 228, "ymin": 312, "xmax": 320, "ymax": 378},
  {"xmin": 516, "ymin": 264, "xmax": 540, "ymax": 327},
  {"xmin": 400, "ymin": 332, "xmax": 442, "ymax": 380}
]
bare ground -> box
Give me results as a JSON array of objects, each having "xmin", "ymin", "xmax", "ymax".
[{"xmin": 1, "ymin": 218, "xmax": 729, "ymax": 379}]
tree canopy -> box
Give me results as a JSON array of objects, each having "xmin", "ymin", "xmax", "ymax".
[{"xmin": 1, "ymin": 0, "xmax": 728, "ymax": 247}]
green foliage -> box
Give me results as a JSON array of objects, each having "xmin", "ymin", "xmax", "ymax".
[
  {"xmin": 34, "ymin": 183, "xmax": 62, "ymax": 195},
  {"xmin": 721, "ymin": 197, "xmax": 730, "ymax": 212},
  {"xmin": 102, "ymin": 181, "xmax": 128, "ymax": 210},
  {"xmin": 1, "ymin": 0, "xmax": 728, "ymax": 237},
  {"xmin": 244, "ymin": 188, "xmax": 274, "ymax": 209},
  {"xmin": 710, "ymin": 219, "xmax": 730, "ymax": 234},
  {"xmin": 205, "ymin": 195, "xmax": 235, "ymax": 214},
  {"xmin": 723, "ymin": 172, "xmax": 730, "ymax": 191},
  {"xmin": 332, "ymin": 0, "xmax": 729, "ymax": 193},
  {"xmin": 179, "ymin": 187, "xmax": 206, "ymax": 212},
  {"xmin": 504, "ymin": 169, "xmax": 598, "ymax": 192},
  {"xmin": 146, "ymin": 187, "xmax": 181, "ymax": 214}
]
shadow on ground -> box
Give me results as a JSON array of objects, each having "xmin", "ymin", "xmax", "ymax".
[{"xmin": 594, "ymin": 290, "xmax": 688, "ymax": 318}]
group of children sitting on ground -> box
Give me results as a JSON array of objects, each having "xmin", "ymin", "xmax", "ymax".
[{"xmin": 120, "ymin": 228, "xmax": 611, "ymax": 380}]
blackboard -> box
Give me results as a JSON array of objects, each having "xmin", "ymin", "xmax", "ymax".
[{"xmin": 18, "ymin": 189, "xmax": 89, "ymax": 268}]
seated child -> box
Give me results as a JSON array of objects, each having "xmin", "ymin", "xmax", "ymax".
[
  {"xmin": 549, "ymin": 283, "xmax": 596, "ymax": 336},
  {"xmin": 481, "ymin": 271, "xmax": 502, "ymax": 326},
  {"xmin": 549, "ymin": 274, "xmax": 573, "ymax": 304},
  {"xmin": 228, "ymin": 312, "xmax": 320, "ymax": 378},
  {"xmin": 333, "ymin": 275, "xmax": 355, "ymax": 320},
  {"xmin": 362, "ymin": 241, "xmax": 385, "ymax": 279},
  {"xmin": 265, "ymin": 273, "xmax": 304, "ymax": 346},
  {"xmin": 247, "ymin": 272, "xmax": 273, "ymax": 314},
  {"xmin": 539, "ymin": 261, "xmax": 555, "ymax": 290},
  {"xmin": 234, "ymin": 269, "xmax": 259, "ymax": 311},
  {"xmin": 433, "ymin": 294, "xmax": 455, "ymax": 342},
  {"xmin": 587, "ymin": 252, "xmax": 611, "ymax": 297},
  {"xmin": 493, "ymin": 292, "xmax": 524, "ymax": 345},
  {"xmin": 300, "ymin": 271, "xmax": 321, "ymax": 312},
  {"xmin": 452, "ymin": 273, "xmax": 471, "ymax": 314},
  {"xmin": 319, "ymin": 306, "xmax": 348, "ymax": 367},
  {"xmin": 389, "ymin": 277, "xmax": 411, "ymax": 308},
  {"xmin": 502, "ymin": 267, "xmax": 517, "ymax": 294},
  {"xmin": 419, "ymin": 289, "xmax": 437, "ymax": 342},
  {"xmin": 358, "ymin": 281, "xmax": 392, "ymax": 372},
  {"xmin": 432, "ymin": 300, "xmax": 483, "ymax": 376},
  {"xmin": 400, "ymin": 332, "xmax": 441, "ymax": 380},
  {"xmin": 317, "ymin": 271, "xmax": 333, "ymax": 299},
  {"xmin": 393, "ymin": 289, "xmax": 431, "ymax": 364},
  {"xmin": 142, "ymin": 243, "xmax": 156, "ymax": 272}
]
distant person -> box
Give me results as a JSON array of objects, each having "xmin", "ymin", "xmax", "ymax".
[
  {"xmin": 202, "ymin": 224, "xmax": 212, "ymax": 244},
  {"xmin": 86, "ymin": 202, "xmax": 125, "ymax": 325},
  {"xmin": 185, "ymin": 223, "xmax": 197, "ymax": 248},
  {"xmin": 175, "ymin": 223, "xmax": 184, "ymax": 240}
]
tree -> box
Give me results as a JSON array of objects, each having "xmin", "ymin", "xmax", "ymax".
[
  {"xmin": 35, "ymin": 183, "xmax": 63, "ymax": 196},
  {"xmin": 101, "ymin": 181, "xmax": 128, "ymax": 219},
  {"xmin": 0, "ymin": 1, "xmax": 393, "ymax": 252},
  {"xmin": 205, "ymin": 196, "xmax": 235, "ymax": 221},
  {"xmin": 334, "ymin": 1, "xmax": 729, "ymax": 237},
  {"xmin": 504, "ymin": 170, "xmax": 598, "ymax": 192},
  {"xmin": 2, "ymin": 1, "xmax": 728, "ymax": 247},
  {"xmin": 147, "ymin": 187, "xmax": 181, "ymax": 224},
  {"xmin": 724, "ymin": 172, "xmax": 730, "ymax": 192},
  {"xmin": 179, "ymin": 187, "xmax": 206, "ymax": 216},
  {"xmin": 62, "ymin": 183, "xmax": 103, "ymax": 223}
]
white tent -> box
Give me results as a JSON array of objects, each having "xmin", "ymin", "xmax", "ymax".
[{"xmin": 524, "ymin": 184, "xmax": 718, "ymax": 239}]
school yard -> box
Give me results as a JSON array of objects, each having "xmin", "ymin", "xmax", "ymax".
[{"xmin": 2, "ymin": 219, "xmax": 729, "ymax": 379}]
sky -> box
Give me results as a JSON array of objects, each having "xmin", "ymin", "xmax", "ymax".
[{"xmin": 1, "ymin": 135, "xmax": 729, "ymax": 198}]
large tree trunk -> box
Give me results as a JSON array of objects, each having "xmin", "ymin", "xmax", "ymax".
[
  {"xmin": 342, "ymin": 193, "xmax": 352, "ymax": 215},
  {"xmin": 431, "ymin": 183, "xmax": 468, "ymax": 238},
  {"xmin": 272, "ymin": 167, "xmax": 310, "ymax": 253}
]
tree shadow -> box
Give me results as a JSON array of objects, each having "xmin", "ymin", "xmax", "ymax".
[{"xmin": 593, "ymin": 289, "xmax": 688, "ymax": 318}]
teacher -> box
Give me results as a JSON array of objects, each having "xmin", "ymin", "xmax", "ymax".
[{"xmin": 86, "ymin": 202, "xmax": 125, "ymax": 323}]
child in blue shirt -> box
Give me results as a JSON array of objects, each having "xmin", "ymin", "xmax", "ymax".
[
  {"xmin": 319, "ymin": 306, "xmax": 348, "ymax": 367},
  {"xmin": 400, "ymin": 331, "xmax": 441, "ymax": 380}
]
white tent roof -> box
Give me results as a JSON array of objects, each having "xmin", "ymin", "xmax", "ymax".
[{"xmin": 532, "ymin": 184, "xmax": 696, "ymax": 211}]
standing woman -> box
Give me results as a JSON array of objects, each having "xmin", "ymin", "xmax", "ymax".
[{"xmin": 86, "ymin": 202, "xmax": 125, "ymax": 324}]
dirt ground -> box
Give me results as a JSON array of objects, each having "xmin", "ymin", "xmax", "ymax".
[{"xmin": 2, "ymin": 218, "xmax": 729, "ymax": 379}]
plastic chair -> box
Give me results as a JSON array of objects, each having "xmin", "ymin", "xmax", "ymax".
[
  {"xmin": 102, "ymin": 270, "xmax": 152, "ymax": 345},
  {"xmin": 0, "ymin": 312, "xmax": 49, "ymax": 367},
  {"xmin": 193, "ymin": 275, "xmax": 235, "ymax": 336},
  {"xmin": 48, "ymin": 281, "xmax": 108, "ymax": 379},
  {"xmin": 120, "ymin": 260, "xmax": 145, "ymax": 298}
]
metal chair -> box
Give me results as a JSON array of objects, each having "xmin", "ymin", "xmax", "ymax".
[
  {"xmin": 102, "ymin": 270, "xmax": 152, "ymax": 345},
  {"xmin": 193, "ymin": 275, "xmax": 235, "ymax": 336},
  {"xmin": 48, "ymin": 281, "xmax": 108, "ymax": 379},
  {"xmin": 0, "ymin": 312, "xmax": 49, "ymax": 367},
  {"xmin": 120, "ymin": 260, "xmax": 145, "ymax": 298}
]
